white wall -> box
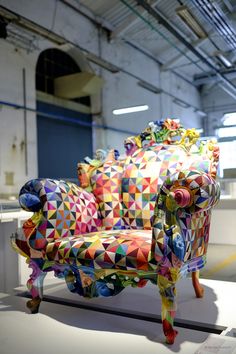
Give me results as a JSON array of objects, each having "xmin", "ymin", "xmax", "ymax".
[
  {"xmin": 0, "ymin": 0, "xmax": 202, "ymax": 194},
  {"xmin": 0, "ymin": 40, "xmax": 38, "ymax": 196},
  {"xmin": 160, "ymin": 70, "xmax": 202, "ymax": 128},
  {"xmin": 210, "ymin": 208, "xmax": 236, "ymax": 245},
  {"xmin": 202, "ymin": 84, "xmax": 236, "ymax": 135}
]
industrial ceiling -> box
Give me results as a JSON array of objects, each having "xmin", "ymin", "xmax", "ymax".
[{"xmin": 1, "ymin": 0, "xmax": 236, "ymax": 99}]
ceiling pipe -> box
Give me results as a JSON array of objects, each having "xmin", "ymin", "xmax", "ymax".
[
  {"xmin": 192, "ymin": 0, "xmax": 236, "ymax": 50},
  {"xmin": 134, "ymin": 0, "xmax": 236, "ymax": 99},
  {"xmin": 0, "ymin": 5, "xmax": 202, "ymax": 111},
  {"xmin": 222, "ymin": 0, "xmax": 235, "ymax": 13},
  {"xmin": 194, "ymin": 69, "xmax": 236, "ymax": 86},
  {"xmin": 59, "ymin": 0, "xmax": 193, "ymax": 86}
]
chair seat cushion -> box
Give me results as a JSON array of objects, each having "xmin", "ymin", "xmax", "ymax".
[{"xmin": 45, "ymin": 229, "xmax": 155, "ymax": 271}]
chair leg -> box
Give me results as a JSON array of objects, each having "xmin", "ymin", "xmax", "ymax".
[
  {"xmin": 157, "ymin": 275, "xmax": 178, "ymax": 344},
  {"xmin": 192, "ymin": 270, "xmax": 204, "ymax": 298},
  {"xmin": 26, "ymin": 259, "xmax": 46, "ymax": 314}
]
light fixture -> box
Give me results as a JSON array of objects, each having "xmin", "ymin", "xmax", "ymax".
[
  {"xmin": 173, "ymin": 98, "xmax": 190, "ymax": 108},
  {"xmin": 0, "ymin": 6, "xmax": 66, "ymax": 44},
  {"xmin": 176, "ymin": 5, "xmax": 207, "ymax": 39},
  {"xmin": 194, "ymin": 109, "xmax": 207, "ymax": 117},
  {"xmin": 138, "ymin": 80, "xmax": 162, "ymax": 94},
  {"xmin": 113, "ymin": 105, "xmax": 149, "ymax": 115},
  {"xmin": 214, "ymin": 51, "xmax": 233, "ymax": 68}
]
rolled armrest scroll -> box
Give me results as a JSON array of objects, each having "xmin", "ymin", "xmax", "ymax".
[
  {"xmin": 161, "ymin": 170, "xmax": 220, "ymax": 213},
  {"xmin": 19, "ymin": 179, "xmax": 43, "ymax": 212},
  {"xmin": 18, "ymin": 178, "xmax": 102, "ymax": 251}
]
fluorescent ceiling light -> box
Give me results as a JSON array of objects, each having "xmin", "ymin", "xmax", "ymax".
[
  {"xmin": 176, "ymin": 5, "xmax": 207, "ymax": 39},
  {"xmin": 113, "ymin": 105, "xmax": 149, "ymax": 115},
  {"xmin": 194, "ymin": 109, "xmax": 207, "ymax": 117},
  {"xmin": 0, "ymin": 6, "xmax": 66, "ymax": 44},
  {"xmin": 173, "ymin": 98, "xmax": 190, "ymax": 108},
  {"xmin": 138, "ymin": 80, "xmax": 162, "ymax": 94},
  {"xmin": 214, "ymin": 51, "xmax": 233, "ymax": 68}
]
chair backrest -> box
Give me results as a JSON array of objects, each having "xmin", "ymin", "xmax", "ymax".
[{"xmin": 79, "ymin": 119, "xmax": 219, "ymax": 231}]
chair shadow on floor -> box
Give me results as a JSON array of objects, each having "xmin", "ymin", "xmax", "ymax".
[{"xmin": 0, "ymin": 280, "xmax": 219, "ymax": 352}]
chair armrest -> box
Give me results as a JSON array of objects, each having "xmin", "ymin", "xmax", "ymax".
[
  {"xmin": 160, "ymin": 170, "xmax": 220, "ymax": 213},
  {"xmin": 151, "ymin": 170, "xmax": 220, "ymax": 266},
  {"xmin": 19, "ymin": 178, "xmax": 102, "ymax": 250}
]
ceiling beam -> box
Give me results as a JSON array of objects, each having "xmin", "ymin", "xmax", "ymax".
[
  {"xmin": 161, "ymin": 38, "xmax": 207, "ymax": 71},
  {"xmin": 160, "ymin": 26, "xmax": 218, "ymax": 71},
  {"xmin": 194, "ymin": 69, "xmax": 236, "ymax": 86},
  {"xmin": 60, "ymin": 0, "xmax": 162, "ymax": 66},
  {"xmin": 0, "ymin": 5, "xmax": 66, "ymax": 44},
  {"xmin": 61, "ymin": 0, "xmax": 194, "ymax": 85},
  {"xmin": 222, "ymin": 0, "xmax": 235, "ymax": 12},
  {"xmin": 134, "ymin": 0, "xmax": 236, "ymax": 99},
  {"xmin": 110, "ymin": 0, "xmax": 160, "ymax": 41}
]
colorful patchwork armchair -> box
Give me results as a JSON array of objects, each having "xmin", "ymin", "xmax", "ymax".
[{"xmin": 12, "ymin": 119, "xmax": 220, "ymax": 344}]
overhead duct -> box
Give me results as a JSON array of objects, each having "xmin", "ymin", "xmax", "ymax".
[{"xmin": 54, "ymin": 72, "xmax": 104, "ymax": 99}]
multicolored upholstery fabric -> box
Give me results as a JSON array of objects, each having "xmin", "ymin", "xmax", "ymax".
[
  {"xmin": 121, "ymin": 145, "xmax": 189, "ymax": 229},
  {"xmin": 90, "ymin": 158, "xmax": 125, "ymax": 230},
  {"xmin": 12, "ymin": 119, "xmax": 220, "ymax": 345},
  {"xmin": 45, "ymin": 230, "xmax": 153, "ymax": 271},
  {"xmin": 19, "ymin": 179, "xmax": 102, "ymax": 250}
]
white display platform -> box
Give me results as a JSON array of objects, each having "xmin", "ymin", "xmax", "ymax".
[
  {"xmin": 34, "ymin": 277, "xmax": 236, "ymax": 329},
  {"xmin": 1, "ymin": 278, "xmax": 235, "ymax": 354},
  {"xmin": 0, "ymin": 292, "xmax": 216, "ymax": 354}
]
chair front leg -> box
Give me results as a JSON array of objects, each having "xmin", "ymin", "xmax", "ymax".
[
  {"xmin": 192, "ymin": 270, "xmax": 204, "ymax": 298},
  {"xmin": 26, "ymin": 259, "xmax": 46, "ymax": 314},
  {"xmin": 157, "ymin": 274, "xmax": 178, "ymax": 344}
]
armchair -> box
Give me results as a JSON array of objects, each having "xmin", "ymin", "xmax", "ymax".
[{"xmin": 12, "ymin": 119, "xmax": 220, "ymax": 344}]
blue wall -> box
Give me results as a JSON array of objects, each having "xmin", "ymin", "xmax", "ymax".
[{"xmin": 37, "ymin": 101, "xmax": 92, "ymax": 180}]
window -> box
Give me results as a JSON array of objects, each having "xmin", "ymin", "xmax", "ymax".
[
  {"xmin": 217, "ymin": 112, "xmax": 236, "ymax": 177},
  {"xmin": 36, "ymin": 48, "xmax": 90, "ymax": 106},
  {"xmin": 222, "ymin": 112, "xmax": 236, "ymax": 126}
]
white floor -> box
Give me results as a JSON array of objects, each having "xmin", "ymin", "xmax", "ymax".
[{"xmin": 1, "ymin": 278, "xmax": 236, "ymax": 354}]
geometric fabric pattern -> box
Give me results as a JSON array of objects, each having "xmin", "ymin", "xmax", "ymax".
[
  {"xmin": 12, "ymin": 118, "xmax": 221, "ymax": 345},
  {"xmin": 90, "ymin": 159, "xmax": 125, "ymax": 230},
  {"xmin": 89, "ymin": 144, "xmax": 215, "ymax": 231},
  {"xmin": 20, "ymin": 179, "xmax": 102, "ymax": 250},
  {"xmin": 45, "ymin": 229, "xmax": 154, "ymax": 271}
]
